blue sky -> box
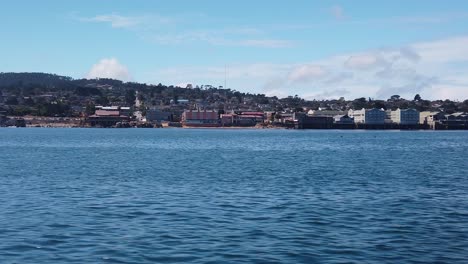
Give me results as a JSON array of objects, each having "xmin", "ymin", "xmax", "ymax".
[{"xmin": 1, "ymin": 0, "xmax": 468, "ymax": 100}]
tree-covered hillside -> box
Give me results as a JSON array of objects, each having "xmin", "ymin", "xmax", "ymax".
[{"xmin": 1, "ymin": 72, "xmax": 467, "ymax": 117}]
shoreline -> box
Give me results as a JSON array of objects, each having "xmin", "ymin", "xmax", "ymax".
[
  {"xmin": 1, "ymin": 126, "xmax": 466, "ymax": 132},
  {"xmin": 2, "ymin": 116, "xmax": 467, "ymax": 131}
]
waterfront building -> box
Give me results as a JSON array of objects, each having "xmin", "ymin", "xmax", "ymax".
[
  {"xmin": 86, "ymin": 109, "xmax": 130, "ymax": 127},
  {"xmin": 348, "ymin": 108, "xmax": 385, "ymax": 124},
  {"xmin": 276, "ymin": 112, "xmax": 294, "ymax": 124},
  {"xmin": 308, "ymin": 110, "xmax": 347, "ymax": 117},
  {"xmin": 0, "ymin": 110, "xmax": 7, "ymax": 126},
  {"xmin": 181, "ymin": 109, "xmax": 219, "ymax": 127},
  {"xmin": 295, "ymin": 112, "xmax": 334, "ymax": 129},
  {"xmin": 95, "ymin": 106, "xmax": 131, "ymax": 117},
  {"xmin": 391, "ymin": 108, "xmax": 420, "ymax": 125},
  {"xmin": 333, "ymin": 114, "xmax": 354, "ymax": 124},
  {"xmin": 239, "ymin": 112, "xmax": 264, "ymax": 123},
  {"xmin": 385, "ymin": 110, "xmax": 393, "ymax": 124},
  {"xmin": 120, "ymin": 107, "xmax": 131, "ymax": 117},
  {"xmin": 146, "ymin": 109, "xmax": 172, "ymax": 122},
  {"xmin": 237, "ymin": 115, "xmax": 259, "ymax": 126},
  {"xmin": 439, "ymin": 113, "xmax": 468, "ymax": 129},
  {"xmin": 219, "ymin": 112, "xmax": 264, "ymax": 127},
  {"xmin": 419, "ymin": 111, "xmax": 445, "ymax": 126},
  {"xmin": 220, "ymin": 113, "xmax": 236, "ymax": 126}
]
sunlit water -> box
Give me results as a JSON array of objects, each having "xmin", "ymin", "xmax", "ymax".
[{"xmin": 1, "ymin": 128, "xmax": 467, "ymax": 263}]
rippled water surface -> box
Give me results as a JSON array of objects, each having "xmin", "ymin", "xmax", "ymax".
[{"xmin": 1, "ymin": 128, "xmax": 467, "ymax": 263}]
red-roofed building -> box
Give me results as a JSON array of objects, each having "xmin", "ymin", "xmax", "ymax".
[
  {"xmin": 182, "ymin": 110, "xmax": 219, "ymax": 127},
  {"xmin": 238, "ymin": 111, "xmax": 264, "ymax": 126},
  {"xmin": 95, "ymin": 110, "xmax": 120, "ymax": 116},
  {"xmin": 86, "ymin": 108, "xmax": 130, "ymax": 127}
]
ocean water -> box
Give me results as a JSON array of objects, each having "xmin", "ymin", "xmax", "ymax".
[{"xmin": 0, "ymin": 128, "xmax": 467, "ymax": 263}]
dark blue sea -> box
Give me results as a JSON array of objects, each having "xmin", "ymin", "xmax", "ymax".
[{"xmin": 1, "ymin": 128, "xmax": 467, "ymax": 263}]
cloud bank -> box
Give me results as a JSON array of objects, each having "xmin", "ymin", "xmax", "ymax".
[
  {"xmin": 150, "ymin": 36, "xmax": 468, "ymax": 100},
  {"xmin": 87, "ymin": 58, "xmax": 131, "ymax": 81},
  {"xmin": 80, "ymin": 13, "xmax": 293, "ymax": 48}
]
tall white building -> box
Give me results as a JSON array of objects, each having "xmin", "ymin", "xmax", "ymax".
[
  {"xmin": 391, "ymin": 108, "xmax": 420, "ymax": 125},
  {"xmin": 348, "ymin": 108, "xmax": 385, "ymax": 124}
]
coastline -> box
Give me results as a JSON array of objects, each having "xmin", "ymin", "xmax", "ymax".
[
  {"xmin": 2, "ymin": 115, "xmax": 467, "ymax": 130},
  {"xmin": 2, "ymin": 125, "xmax": 465, "ymax": 131}
]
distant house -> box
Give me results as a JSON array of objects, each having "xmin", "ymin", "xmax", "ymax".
[
  {"xmin": 181, "ymin": 109, "xmax": 219, "ymax": 127},
  {"xmin": 120, "ymin": 107, "xmax": 131, "ymax": 117},
  {"xmin": 348, "ymin": 108, "xmax": 385, "ymax": 124},
  {"xmin": 170, "ymin": 99, "xmax": 189, "ymax": 105},
  {"xmin": 71, "ymin": 105, "xmax": 84, "ymax": 115},
  {"xmin": 391, "ymin": 108, "xmax": 419, "ymax": 125}
]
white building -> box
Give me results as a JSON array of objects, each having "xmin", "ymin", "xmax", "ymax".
[
  {"xmin": 391, "ymin": 108, "xmax": 420, "ymax": 125},
  {"xmin": 419, "ymin": 111, "xmax": 444, "ymax": 125},
  {"xmin": 348, "ymin": 108, "xmax": 385, "ymax": 124}
]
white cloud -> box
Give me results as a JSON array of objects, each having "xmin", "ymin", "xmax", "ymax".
[
  {"xmin": 288, "ymin": 65, "xmax": 327, "ymax": 82},
  {"xmin": 344, "ymin": 54, "xmax": 389, "ymax": 70},
  {"xmin": 80, "ymin": 13, "xmax": 293, "ymax": 48},
  {"xmin": 83, "ymin": 14, "xmax": 142, "ymax": 28},
  {"xmin": 412, "ymin": 36, "xmax": 468, "ymax": 63},
  {"xmin": 87, "ymin": 58, "xmax": 131, "ymax": 81},
  {"xmin": 148, "ymin": 35, "xmax": 468, "ymax": 101},
  {"xmin": 398, "ymin": 47, "xmax": 421, "ymax": 62},
  {"xmin": 148, "ymin": 31, "xmax": 294, "ymax": 48},
  {"xmin": 81, "ymin": 13, "xmax": 174, "ymax": 29}
]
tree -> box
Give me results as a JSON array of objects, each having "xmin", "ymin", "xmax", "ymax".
[
  {"xmin": 352, "ymin": 97, "xmax": 367, "ymax": 109},
  {"xmin": 5, "ymin": 97, "xmax": 18, "ymax": 105},
  {"xmin": 414, "ymin": 94, "xmax": 422, "ymax": 101},
  {"xmin": 294, "ymin": 107, "xmax": 304, "ymax": 112},
  {"xmin": 269, "ymin": 112, "xmax": 275, "ymax": 122},
  {"xmin": 95, "ymin": 96, "xmax": 109, "ymax": 106},
  {"xmin": 372, "ymin": 100, "xmax": 386, "ymax": 110},
  {"xmin": 85, "ymin": 103, "xmax": 95, "ymax": 115},
  {"xmin": 125, "ymin": 89, "xmax": 136, "ymax": 105},
  {"xmin": 275, "ymin": 113, "xmax": 282, "ymax": 120}
]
